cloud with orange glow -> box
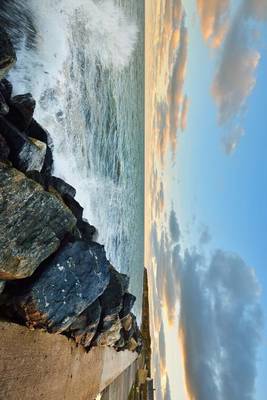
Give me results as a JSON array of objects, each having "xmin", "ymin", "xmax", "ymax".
[
  {"xmin": 195, "ymin": 0, "xmax": 267, "ymax": 153},
  {"xmin": 196, "ymin": 0, "xmax": 230, "ymax": 47},
  {"xmin": 152, "ymin": 0, "xmax": 189, "ymax": 161}
]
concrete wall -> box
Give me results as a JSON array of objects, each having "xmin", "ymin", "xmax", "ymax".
[{"xmin": 0, "ymin": 321, "xmax": 137, "ymax": 400}]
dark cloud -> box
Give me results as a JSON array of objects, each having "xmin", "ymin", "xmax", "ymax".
[
  {"xmin": 150, "ymin": 210, "xmax": 263, "ymax": 400},
  {"xmin": 179, "ymin": 248, "xmax": 263, "ymax": 400}
]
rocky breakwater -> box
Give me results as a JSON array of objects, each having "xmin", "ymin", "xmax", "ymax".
[{"xmin": 0, "ymin": 28, "xmax": 143, "ymax": 355}]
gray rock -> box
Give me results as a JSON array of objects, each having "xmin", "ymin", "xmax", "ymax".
[
  {"xmin": 67, "ymin": 299, "xmax": 101, "ymax": 347},
  {"xmin": 99, "ymin": 266, "xmax": 129, "ymax": 317},
  {"xmin": 0, "ymin": 280, "xmax": 5, "ymax": 295},
  {"xmin": 93, "ymin": 315, "xmax": 122, "ymax": 347},
  {"xmin": 11, "ymin": 241, "xmax": 110, "ymax": 333},
  {"xmin": 0, "ymin": 133, "xmax": 10, "ymax": 161},
  {"xmin": 18, "ymin": 137, "xmax": 47, "ymax": 172},
  {"xmin": 0, "ymin": 162, "xmax": 76, "ymax": 280},
  {"xmin": 0, "ymin": 28, "xmax": 16, "ymax": 80},
  {"xmin": 0, "ymin": 117, "xmax": 47, "ymax": 173},
  {"xmin": 7, "ymin": 93, "xmax": 36, "ymax": 131},
  {"xmin": 119, "ymin": 292, "xmax": 136, "ymax": 319},
  {"xmin": 0, "ymin": 91, "xmax": 9, "ymax": 115}
]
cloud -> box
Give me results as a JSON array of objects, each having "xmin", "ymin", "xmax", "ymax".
[
  {"xmin": 199, "ymin": 225, "xmax": 212, "ymax": 245},
  {"xmin": 211, "ymin": 0, "xmax": 267, "ymax": 153},
  {"xmin": 167, "ymin": 16, "xmax": 188, "ymax": 153},
  {"xmin": 159, "ymin": 323, "xmax": 167, "ymax": 372},
  {"xmin": 151, "ymin": 218, "xmax": 180, "ymax": 325},
  {"xmin": 222, "ymin": 126, "xmax": 245, "ymax": 154},
  {"xmin": 163, "ymin": 375, "xmax": 171, "ymax": 400},
  {"xmin": 196, "ymin": 0, "xmax": 230, "ymax": 47},
  {"xmin": 153, "ymin": 3, "xmax": 189, "ymax": 161},
  {"xmin": 180, "ymin": 95, "xmax": 189, "ymax": 131},
  {"xmin": 179, "ymin": 248, "xmax": 263, "ymax": 400},
  {"xmin": 150, "ymin": 211, "xmax": 263, "ymax": 400},
  {"xmin": 169, "ymin": 209, "xmax": 180, "ymax": 242}
]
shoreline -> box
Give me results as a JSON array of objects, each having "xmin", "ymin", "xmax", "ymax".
[{"xmin": 0, "ymin": 25, "xmax": 144, "ymax": 399}]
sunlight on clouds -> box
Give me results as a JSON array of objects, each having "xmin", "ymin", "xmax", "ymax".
[
  {"xmin": 196, "ymin": 0, "xmax": 230, "ymax": 47},
  {"xmin": 197, "ymin": 0, "xmax": 267, "ymax": 154}
]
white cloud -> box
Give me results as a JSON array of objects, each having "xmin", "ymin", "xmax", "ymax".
[{"xmin": 211, "ymin": 0, "xmax": 267, "ymax": 154}]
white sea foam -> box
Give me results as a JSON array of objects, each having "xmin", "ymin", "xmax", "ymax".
[
  {"xmin": 7, "ymin": 0, "xmax": 143, "ymax": 319},
  {"xmin": 9, "ymin": 0, "xmax": 138, "ymax": 215}
]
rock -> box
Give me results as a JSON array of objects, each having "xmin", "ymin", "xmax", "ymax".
[
  {"xmin": 25, "ymin": 119, "xmax": 54, "ymax": 175},
  {"xmin": 42, "ymin": 145, "xmax": 53, "ymax": 175},
  {"xmin": 93, "ymin": 315, "xmax": 122, "ymax": 347},
  {"xmin": 0, "ymin": 27, "xmax": 16, "ymax": 80},
  {"xmin": 25, "ymin": 170, "xmax": 46, "ymax": 186},
  {"xmin": 46, "ymin": 176, "xmax": 76, "ymax": 198},
  {"xmin": 18, "ymin": 137, "xmax": 47, "ymax": 172},
  {"xmin": 67, "ymin": 299, "xmax": 101, "ymax": 347},
  {"xmin": 114, "ymin": 336, "xmax": 125, "ymax": 349},
  {"xmin": 119, "ymin": 292, "xmax": 136, "ymax": 319},
  {"xmin": 0, "ymin": 117, "xmax": 47, "ymax": 172},
  {"xmin": 63, "ymin": 194, "xmax": 84, "ymax": 221},
  {"xmin": 0, "ymin": 133, "xmax": 10, "ymax": 161},
  {"xmin": 26, "ymin": 119, "xmax": 49, "ymax": 145},
  {"xmin": 99, "ymin": 267, "xmax": 129, "ymax": 317},
  {"xmin": 0, "ymin": 280, "xmax": 5, "ymax": 295},
  {"xmin": 0, "ymin": 79, "xmax": 13, "ymax": 102},
  {"xmin": 121, "ymin": 313, "xmax": 132, "ymax": 332},
  {"xmin": 11, "ymin": 241, "xmax": 110, "ymax": 333},
  {"xmin": 0, "ymin": 162, "xmax": 76, "ymax": 280},
  {"xmin": 0, "ymin": 91, "xmax": 9, "ymax": 115},
  {"xmin": 6, "ymin": 93, "xmax": 36, "ymax": 131},
  {"xmin": 77, "ymin": 219, "xmax": 96, "ymax": 242},
  {"xmin": 126, "ymin": 338, "xmax": 138, "ymax": 352}
]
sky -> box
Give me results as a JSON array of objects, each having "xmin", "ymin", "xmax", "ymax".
[{"xmin": 145, "ymin": 1, "xmax": 267, "ymax": 399}]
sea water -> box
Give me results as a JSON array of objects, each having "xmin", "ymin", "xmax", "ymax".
[{"xmin": 1, "ymin": 0, "xmax": 144, "ymax": 320}]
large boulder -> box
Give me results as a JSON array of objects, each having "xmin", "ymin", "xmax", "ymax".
[
  {"xmin": 46, "ymin": 176, "xmax": 76, "ymax": 198},
  {"xmin": 0, "ymin": 27, "xmax": 16, "ymax": 80},
  {"xmin": 99, "ymin": 266, "xmax": 129, "ymax": 317},
  {"xmin": 6, "ymin": 93, "xmax": 36, "ymax": 131},
  {"xmin": 0, "ymin": 280, "xmax": 5, "ymax": 295},
  {"xmin": 10, "ymin": 241, "xmax": 110, "ymax": 333},
  {"xmin": 18, "ymin": 137, "xmax": 47, "ymax": 172},
  {"xmin": 0, "ymin": 91, "xmax": 9, "ymax": 115},
  {"xmin": 0, "ymin": 162, "xmax": 76, "ymax": 280},
  {"xmin": 0, "ymin": 117, "xmax": 47, "ymax": 172},
  {"xmin": 0, "ymin": 79, "xmax": 13, "ymax": 103},
  {"xmin": 0, "ymin": 133, "xmax": 10, "ymax": 161},
  {"xmin": 26, "ymin": 119, "xmax": 54, "ymax": 175},
  {"xmin": 66, "ymin": 299, "xmax": 101, "ymax": 347},
  {"xmin": 77, "ymin": 219, "xmax": 96, "ymax": 242},
  {"xmin": 119, "ymin": 292, "xmax": 136, "ymax": 319},
  {"xmin": 93, "ymin": 315, "xmax": 122, "ymax": 347}
]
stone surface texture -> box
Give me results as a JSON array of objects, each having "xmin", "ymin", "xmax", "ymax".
[{"xmin": 0, "ymin": 162, "xmax": 76, "ymax": 280}]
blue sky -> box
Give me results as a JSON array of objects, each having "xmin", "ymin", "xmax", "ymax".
[
  {"xmin": 146, "ymin": 1, "xmax": 267, "ymax": 399},
  {"xmin": 176, "ymin": 3, "xmax": 267, "ymax": 396}
]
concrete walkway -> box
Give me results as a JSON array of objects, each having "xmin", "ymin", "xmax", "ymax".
[{"xmin": 0, "ymin": 321, "xmax": 137, "ymax": 400}]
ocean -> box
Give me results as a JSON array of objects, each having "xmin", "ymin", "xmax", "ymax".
[{"xmin": 1, "ymin": 0, "xmax": 144, "ymax": 320}]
